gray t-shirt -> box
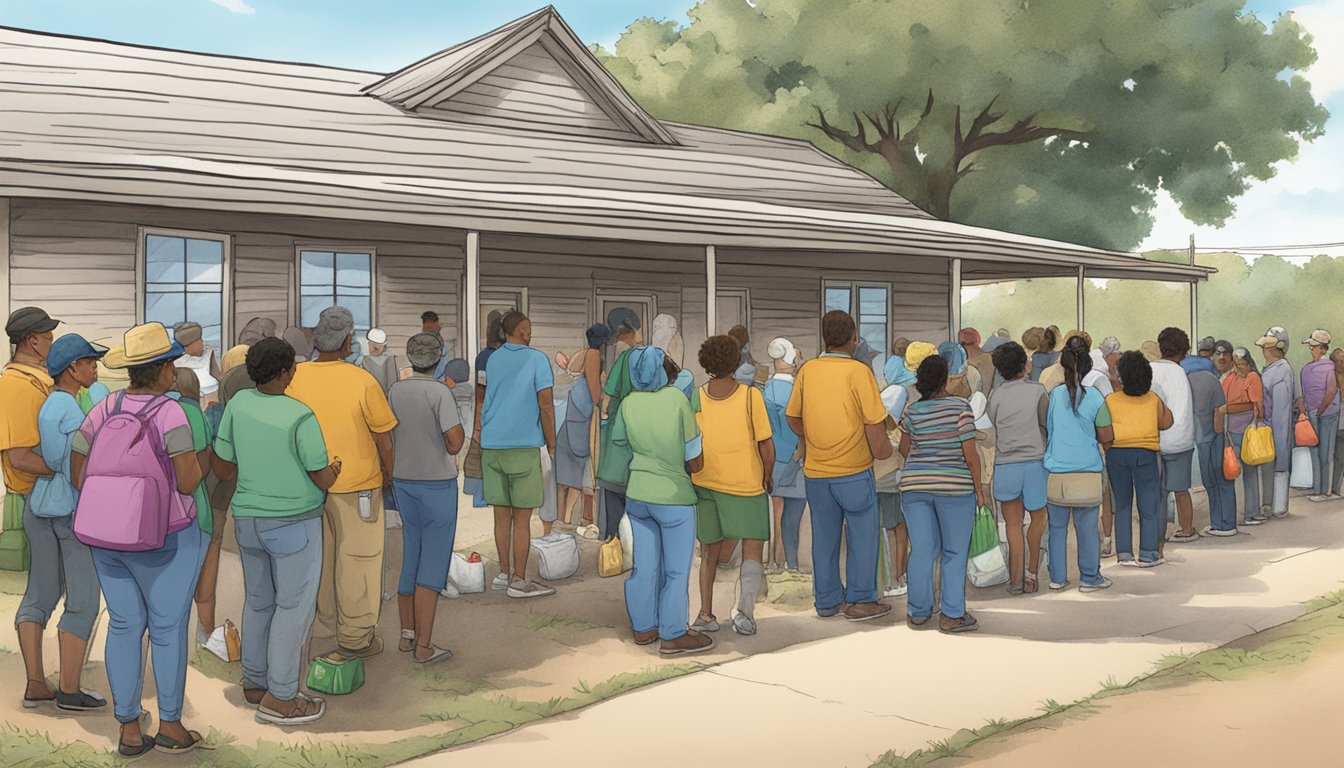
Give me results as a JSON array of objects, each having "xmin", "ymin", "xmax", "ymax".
[
  {"xmin": 987, "ymin": 378, "xmax": 1048, "ymax": 464},
  {"xmin": 1188, "ymin": 370, "xmax": 1227, "ymax": 443},
  {"xmin": 388, "ymin": 375, "xmax": 463, "ymax": 481}
]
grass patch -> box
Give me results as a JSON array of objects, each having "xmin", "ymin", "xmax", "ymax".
[
  {"xmin": 1304, "ymin": 588, "xmax": 1344, "ymax": 613},
  {"xmin": 189, "ymin": 646, "xmax": 238, "ymax": 681},
  {"xmin": 766, "ymin": 571, "xmax": 815, "ymax": 612},
  {"xmin": 0, "ymin": 724, "xmax": 122, "ymax": 767}
]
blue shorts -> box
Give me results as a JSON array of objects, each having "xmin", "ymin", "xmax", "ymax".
[
  {"xmin": 993, "ymin": 460, "xmax": 1048, "ymax": 510},
  {"xmin": 1161, "ymin": 449, "xmax": 1195, "ymax": 495}
]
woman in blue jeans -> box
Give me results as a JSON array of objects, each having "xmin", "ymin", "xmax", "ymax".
[
  {"xmin": 1104, "ymin": 352, "xmax": 1174, "ymax": 566},
  {"xmin": 898, "ymin": 355, "xmax": 986, "ymax": 634},
  {"xmin": 70, "ymin": 323, "xmax": 207, "ymax": 757}
]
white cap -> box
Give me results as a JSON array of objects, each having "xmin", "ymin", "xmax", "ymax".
[
  {"xmin": 767, "ymin": 337, "xmax": 798, "ymax": 365},
  {"xmin": 365, "ymin": 328, "xmax": 387, "ymax": 345}
]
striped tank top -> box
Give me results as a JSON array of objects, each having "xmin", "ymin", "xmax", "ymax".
[{"xmin": 898, "ymin": 397, "xmax": 977, "ymax": 496}]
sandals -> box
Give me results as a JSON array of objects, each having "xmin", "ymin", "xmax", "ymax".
[
  {"xmin": 399, "ymin": 630, "xmax": 416, "ymax": 653},
  {"xmin": 413, "ymin": 646, "xmax": 454, "ymax": 665},
  {"xmin": 154, "ymin": 730, "xmax": 205, "ymax": 754},
  {"xmin": 690, "ymin": 614, "xmax": 720, "ymax": 633},
  {"xmin": 1023, "ymin": 572, "xmax": 1039, "ymax": 594},
  {"xmin": 256, "ymin": 694, "xmax": 325, "ymax": 726}
]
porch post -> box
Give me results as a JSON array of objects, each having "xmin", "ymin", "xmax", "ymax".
[
  {"xmin": 948, "ymin": 258, "xmax": 962, "ymax": 342},
  {"xmin": 0, "ymin": 199, "xmax": 10, "ymax": 367},
  {"xmin": 706, "ymin": 244, "xmax": 717, "ymax": 337},
  {"xmin": 465, "ymin": 231, "xmax": 480, "ymax": 377},
  {"xmin": 1076, "ymin": 265, "xmax": 1086, "ymax": 332},
  {"xmin": 1188, "ymin": 234, "xmax": 1199, "ymax": 341}
]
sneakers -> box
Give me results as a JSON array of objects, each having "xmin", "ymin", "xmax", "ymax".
[
  {"xmin": 938, "ymin": 612, "xmax": 979, "ymax": 634},
  {"xmin": 843, "ymin": 602, "xmax": 891, "ymax": 622},
  {"xmin": 731, "ymin": 612, "xmax": 757, "ymax": 636},
  {"xmin": 883, "ymin": 579, "xmax": 909, "ymax": 598},
  {"xmin": 255, "ymin": 692, "xmax": 325, "ymax": 726},
  {"xmin": 490, "ymin": 573, "xmax": 511, "ymax": 591},
  {"xmin": 55, "ymin": 689, "xmax": 107, "ymax": 711},
  {"xmin": 440, "ymin": 581, "xmax": 461, "ymax": 599},
  {"xmin": 1242, "ymin": 515, "xmax": 1268, "ymax": 526},
  {"xmin": 1135, "ymin": 558, "xmax": 1165, "ymax": 568},
  {"xmin": 506, "ymin": 579, "xmax": 556, "ymax": 599},
  {"xmin": 691, "ymin": 614, "xmax": 721, "ymax": 632},
  {"xmin": 1309, "ymin": 494, "xmax": 1329, "ymax": 502},
  {"xmin": 1117, "ymin": 557, "xmax": 1139, "ymax": 567},
  {"xmin": 659, "ymin": 630, "xmax": 715, "ymax": 656},
  {"xmin": 243, "ymin": 686, "xmax": 266, "ymax": 705},
  {"xmin": 1201, "ymin": 526, "xmax": 1238, "ymax": 538},
  {"xmin": 1169, "ymin": 529, "xmax": 1200, "ymax": 543},
  {"xmin": 577, "ymin": 524, "xmax": 601, "ymax": 540},
  {"xmin": 1049, "ymin": 580, "xmax": 1071, "ymax": 591},
  {"xmin": 399, "ymin": 630, "xmax": 416, "ymax": 653},
  {"xmin": 1100, "ymin": 536, "xmax": 1114, "ymax": 557},
  {"xmin": 815, "ymin": 605, "xmax": 842, "ymax": 619},
  {"xmin": 1079, "ymin": 577, "xmax": 1114, "ymax": 593}
]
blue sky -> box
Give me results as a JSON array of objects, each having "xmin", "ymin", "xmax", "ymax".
[{"xmin": 1, "ymin": 0, "xmax": 1339, "ymax": 256}]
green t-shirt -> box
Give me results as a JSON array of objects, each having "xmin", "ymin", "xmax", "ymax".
[
  {"xmin": 597, "ymin": 348, "xmax": 636, "ymax": 487},
  {"xmin": 214, "ymin": 389, "xmax": 329, "ymax": 519},
  {"xmin": 179, "ymin": 399, "xmax": 214, "ymax": 535},
  {"xmin": 612, "ymin": 387, "xmax": 701, "ymax": 506}
]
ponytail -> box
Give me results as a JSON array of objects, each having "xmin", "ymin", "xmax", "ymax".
[{"xmin": 1061, "ymin": 336, "xmax": 1093, "ymax": 413}]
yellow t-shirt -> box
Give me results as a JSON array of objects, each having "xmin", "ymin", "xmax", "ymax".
[
  {"xmin": 785, "ymin": 355, "xmax": 888, "ymax": 479},
  {"xmin": 0, "ymin": 362, "xmax": 54, "ymax": 495},
  {"xmin": 286, "ymin": 361, "xmax": 397, "ymax": 493},
  {"xmin": 1105, "ymin": 391, "xmax": 1162, "ymax": 451},
  {"xmin": 692, "ymin": 384, "xmax": 772, "ymax": 497}
]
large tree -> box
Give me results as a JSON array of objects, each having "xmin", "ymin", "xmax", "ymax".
[{"xmin": 595, "ymin": 0, "xmax": 1329, "ymax": 249}]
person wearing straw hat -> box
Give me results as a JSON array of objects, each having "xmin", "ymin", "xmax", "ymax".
[
  {"xmin": 1255, "ymin": 327, "xmax": 1296, "ymax": 517},
  {"xmin": 1298, "ymin": 329, "xmax": 1339, "ymax": 501},
  {"xmin": 70, "ymin": 321, "xmax": 207, "ymax": 755}
]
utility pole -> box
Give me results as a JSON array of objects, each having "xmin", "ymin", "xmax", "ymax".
[{"xmin": 1189, "ymin": 234, "xmax": 1198, "ymax": 342}]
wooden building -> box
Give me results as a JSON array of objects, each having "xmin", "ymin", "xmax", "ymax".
[{"xmin": 0, "ymin": 6, "xmax": 1209, "ymax": 380}]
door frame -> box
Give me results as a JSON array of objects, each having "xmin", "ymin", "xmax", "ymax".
[{"xmin": 715, "ymin": 287, "xmax": 751, "ymax": 335}]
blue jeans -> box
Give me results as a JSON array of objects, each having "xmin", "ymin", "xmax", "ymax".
[
  {"xmin": 780, "ymin": 498, "xmax": 805, "ymax": 569},
  {"xmin": 1308, "ymin": 411, "xmax": 1339, "ymax": 496},
  {"xmin": 393, "ymin": 479, "xmax": 459, "ymax": 594},
  {"xmin": 1230, "ymin": 429, "xmax": 1263, "ymax": 519},
  {"xmin": 1046, "ymin": 504, "xmax": 1103, "ymax": 586},
  {"xmin": 805, "ymin": 471, "xmax": 880, "ymax": 610},
  {"xmin": 1197, "ymin": 436, "xmax": 1238, "ymax": 532},
  {"xmin": 1106, "ymin": 448, "xmax": 1162, "ymax": 563},
  {"xmin": 624, "ymin": 500, "xmax": 696, "ymax": 641},
  {"xmin": 90, "ymin": 524, "xmax": 205, "ymax": 724},
  {"xmin": 902, "ymin": 491, "xmax": 975, "ymax": 619},
  {"xmin": 235, "ymin": 515, "xmax": 322, "ymax": 701}
]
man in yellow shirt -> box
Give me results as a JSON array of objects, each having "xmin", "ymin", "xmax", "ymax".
[
  {"xmin": 286, "ymin": 307, "xmax": 397, "ymax": 658},
  {"xmin": 786, "ymin": 311, "xmax": 892, "ymax": 622}
]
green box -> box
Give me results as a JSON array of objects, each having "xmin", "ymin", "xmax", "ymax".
[
  {"xmin": 0, "ymin": 529, "xmax": 30, "ymax": 572},
  {"xmin": 2, "ymin": 493, "xmax": 23, "ymax": 532},
  {"xmin": 305, "ymin": 653, "xmax": 364, "ymax": 695}
]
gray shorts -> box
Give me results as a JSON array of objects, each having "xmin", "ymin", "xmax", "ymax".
[
  {"xmin": 15, "ymin": 507, "xmax": 101, "ymax": 640},
  {"xmin": 1161, "ymin": 449, "xmax": 1195, "ymax": 495},
  {"xmin": 879, "ymin": 492, "xmax": 905, "ymax": 529}
]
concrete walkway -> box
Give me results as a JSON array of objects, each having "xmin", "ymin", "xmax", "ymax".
[{"xmin": 406, "ymin": 497, "xmax": 1344, "ymax": 768}]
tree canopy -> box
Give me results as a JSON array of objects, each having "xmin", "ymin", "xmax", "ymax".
[{"xmin": 595, "ymin": 0, "xmax": 1330, "ymax": 250}]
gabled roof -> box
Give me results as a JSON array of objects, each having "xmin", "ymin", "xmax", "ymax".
[{"xmin": 364, "ymin": 6, "xmax": 676, "ymax": 145}]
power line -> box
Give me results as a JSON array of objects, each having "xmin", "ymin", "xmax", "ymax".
[{"xmin": 1151, "ymin": 241, "xmax": 1344, "ymax": 252}]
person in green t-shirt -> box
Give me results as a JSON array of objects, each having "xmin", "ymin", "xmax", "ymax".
[
  {"xmin": 611, "ymin": 346, "xmax": 713, "ymax": 656},
  {"xmin": 211, "ymin": 338, "xmax": 340, "ymax": 726},
  {"xmin": 596, "ymin": 308, "xmax": 641, "ymax": 542},
  {"xmin": 169, "ymin": 368, "xmax": 223, "ymax": 654}
]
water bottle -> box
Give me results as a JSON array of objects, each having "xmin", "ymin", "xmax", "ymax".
[{"xmin": 358, "ymin": 490, "xmax": 374, "ymax": 522}]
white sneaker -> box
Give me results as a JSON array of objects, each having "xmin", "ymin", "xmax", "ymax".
[
  {"xmin": 507, "ymin": 579, "xmax": 556, "ymax": 599},
  {"xmin": 1049, "ymin": 580, "xmax": 1071, "ymax": 590},
  {"xmin": 1079, "ymin": 577, "xmax": 1113, "ymax": 593},
  {"xmin": 883, "ymin": 583, "xmax": 908, "ymax": 598},
  {"xmin": 1309, "ymin": 495, "xmax": 1329, "ymax": 502},
  {"xmin": 577, "ymin": 524, "xmax": 601, "ymax": 540},
  {"xmin": 490, "ymin": 573, "xmax": 511, "ymax": 591},
  {"xmin": 440, "ymin": 581, "xmax": 461, "ymax": 599}
]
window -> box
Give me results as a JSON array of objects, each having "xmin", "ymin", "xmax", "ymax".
[
  {"xmin": 141, "ymin": 230, "xmax": 229, "ymax": 351},
  {"xmin": 823, "ymin": 281, "xmax": 891, "ymax": 375},
  {"xmin": 298, "ymin": 250, "xmax": 374, "ymax": 335}
]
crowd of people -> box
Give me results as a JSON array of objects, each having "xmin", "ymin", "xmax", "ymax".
[{"xmin": 3, "ymin": 299, "xmax": 1340, "ymax": 753}]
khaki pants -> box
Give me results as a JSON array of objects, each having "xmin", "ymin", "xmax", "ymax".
[
  {"xmin": 314, "ymin": 490, "xmax": 384, "ymax": 650},
  {"xmin": 976, "ymin": 428, "xmax": 997, "ymax": 486}
]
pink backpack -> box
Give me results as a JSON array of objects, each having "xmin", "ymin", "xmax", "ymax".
[{"xmin": 73, "ymin": 393, "xmax": 178, "ymax": 551}]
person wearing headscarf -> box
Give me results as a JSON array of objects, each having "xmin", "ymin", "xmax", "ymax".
[
  {"xmin": 237, "ymin": 317, "xmax": 277, "ymax": 347},
  {"xmin": 1224, "ymin": 346, "xmax": 1266, "ymax": 525},
  {"xmin": 359, "ymin": 328, "xmax": 400, "ymax": 394},
  {"xmin": 883, "ymin": 337, "xmax": 911, "ymax": 389},
  {"xmin": 960, "ymin": 329, "xmax": 994, "ymax": 396},
  {"xmin": 938, "ymin": 340, "xmax": 977, "ymax": 397},
  {"xmin": 597, "ymin": 308, "xmax": 644, "ymax": 541},
  {"xmin": 764, "ymin": 337, "xmax": 807, "ymax": 573},
  {"xmin": 557, "ymin": 323, "xmax": 609, "ymax": 539},
  {"xmin": 611, "ymin": 346, "xmax": 712, "ymax": 655}
]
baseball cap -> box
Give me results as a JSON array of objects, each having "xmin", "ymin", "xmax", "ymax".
[
  {"xmin": 366, "ymin": 328, "xmax": 388, "ymax": 345},
  {"xmin": 1302, "ymin": 329, "xmax": 1331, "ymax": 347},
  {"xmin": 1212, "ymin": 340, "xmax": 1233, "ymax": 355},
  {"xmin": 1197, "ymin": 336, "xmax": 1216, "ymax": 352},
  {"xmin": 1256, "ymin": 327, "xmax": 1289, "ymax": 350},
  {"xmin": 766, "ymin": 337, "xmax": 799, "ymax": 365},
  {"xmin": 45, "ymin": 334, "xmax": 108, "ymax": 378},
  {"xmin": 6, "ymin": 307, "xmax": 60, "ymax": 343}
]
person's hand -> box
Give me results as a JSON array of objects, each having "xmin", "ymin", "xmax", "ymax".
[
  {"xmin": 975, "ymin": 486, "xmax": 990, "ymax": 510},
  {"xmin": 763, "ymin": 472, "xmax": 774, "ymax": 495},
  {"xmin": 331, "ymin": 458, "xmax": 343, "ymax": 476}
]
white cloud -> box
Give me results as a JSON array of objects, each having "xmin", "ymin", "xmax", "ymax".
[
  {"xmin": 208, "ymin": 0, "xmax": 256, "ymax": 15},
  {"xmin": 1294, "ymin": 0, "xmax": 1344, "ymax": 97}
]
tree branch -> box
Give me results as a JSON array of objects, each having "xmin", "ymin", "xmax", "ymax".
[{"xmin": 807, "ymin": 106, "xmax": 880, "ymax": 155}]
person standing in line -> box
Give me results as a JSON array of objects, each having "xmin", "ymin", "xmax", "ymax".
[
  {"xmin": 479, "ymin": 311, "xmax": 557, "ymax": 599},
  {"xmin": 1149, "ymin": 328, "xmax": 1199, "ymax": 551},
  {"xmin": 764, "ymin": 337, "xmax": 808, "ymax": 574},
  {"xmin": 168, "ymin": 368, "xmax": 223, "ymax": 656},
  {"xmin": 960, "ymin": 328, "xmax": 995, "ymax": 396},
  {"xmin": 463, "ymin": 311, "xmax": 506, "ymax": 513},
  {"xmin": 387, "ymin": 333, "xmax": 465, "ymax": 664},
  {"xmin": 419, "ymin": 311, "xmax": 458, "ymax": 384},
  {"xmin": 556, "ymin": 324, "xmax": 608, "ymax": 539},
  {"xmin": 1224, "ymin": 348, "xmax": 1268, "ymax": 526},
  {"xmin": 1189, "ymin": 358, "xmax": 1237, "ymax": 537},
  {"xmin": 982, "ymin": 329, "xmax": 1012, "ymax": 353},
  {"xmin": 172, "ymin": 322, "xmax": 220, "ymax": 406},
  {"xmin": 883, "ymin": 337, "xmax": 911, "ymax": 388},
  {"xmin": 986, "ymin": 341, "xmax": 1049, "ymax": 595},
  {"xmin": 18, "ymin": 332, "xmax": 107, "ymax": 713},
  {"xmin": 898, "ymin": 354, "xmax": 986, "ymax": 633},
  {"xmin": 237, "ymin": 317, "xmax": 277, "ymax": 347},
  {"xmin": 359, "ymin": 328, "xmax": 402, "ymax": 394},
  {"xmin": 596, "ymin": 308, "xmax": 643, "ymax": 543},
  {"xmin": 286, "ymin": 306, "xmax": 397, "ymax": 659},
  {"xmin": 71, "ymin": 322, "xmax": 207, "ymax": 755},
  {"xmin": 651, "ymin": 314, "xmax": 694, "ymax": 398},
  {"xmin": 212, "ymin": 337, "xmax": 340, "ymax": 725},
  {"xmin": 1255, "ymin": 327, "xmax": 1297, "ymax": 518},
  {"xmin": 1027, "ymin": 327, "xmax": 1059, "ymax": 383},
  {"xmin": 1043, "ymin": 340, "xmax": 1114, "ymax": 592},
  {"xmin": 875, "ymin": 383, "xmax": 910, "ymax": 597},
  {"xmin": 613, "ymin": 346, "xmax": 714, "ymax": 655},
  {"xmin": 1100, "ymin": 336, "xmax": 1124, "ymax": 394},
  {"xmin": 690, "ymin": 336, "xmax": 774, "ymax": 636},
  {"xmin": 1211, "ymin": 340, "xmax": 1236, "ymax": 380},
  {"xmin": 1298, "ymin": 330, "xmax": 1339, "ymax": 502},
  {"xmin": 1106, "ymin": 351, "xmax": 1174, "ymax": 567},
  {"xmin": 1181, "ymin": 337, "xmax": 1219, "ymax": 376},
  {"xmin": 785, "ymin": 311, "xmax": 892, "ymax": 623},
  {"xmin": 1332, "ymin": 348, "xmax": 1344, "ymax": 497}
]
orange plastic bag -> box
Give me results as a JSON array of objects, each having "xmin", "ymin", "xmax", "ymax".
[
  {"xmin": 1296, "ymin": 414, "xmax": 1319, "ymax": 448},
  {"xmin": 1223, "ymin": 442, "xmax": 1242, "ymax": 481}
]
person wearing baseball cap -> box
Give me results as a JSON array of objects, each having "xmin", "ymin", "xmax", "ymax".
[
  {"xmin": 1255, "ymin": 326, "xmax": 1295, "ymax": 517},
  {"xmin": 1181, "ymin": 336, "xmax": 1218, "ymax": 376},
  {"xmin": 359, "ymin": 328, "xmax": 401, "ymax": 395},
  {"xmin": 763, "ymin": 337, "xmax": 807, "ymax": 574},
  {"xmin": 1299, "ymin": 329, "xmax": 1339, "ymax": 501}
]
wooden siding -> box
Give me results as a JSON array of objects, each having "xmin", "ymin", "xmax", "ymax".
[{"xmin": 0, "ymin": 198, "xmax": 11, "ymax": 366}]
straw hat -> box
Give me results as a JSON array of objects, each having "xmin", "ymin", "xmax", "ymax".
[{"xmin": 102, "ymin": 322, "xmax": 185, "ymax": 369}]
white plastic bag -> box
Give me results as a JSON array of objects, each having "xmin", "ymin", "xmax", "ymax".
[
  {"xmin": 448, "ymin": 552, "xmax": 485, "ymax": 594},
  {"xmin": 967, "ymin": 543, "xmax": 1010, "ymax": 588},
  {"xmin": 539, "ymin": 446, "xmax": 558, "ymax": 522},
  {"xmin": 530, "ymin": 532, "xmax": 580, "ymax": 580},
  {"xmin": 1291, "ymin": 446, "xmax": 1314, "ymax": 489},
  {"xmin": 618, "ymin": 512, "xmax": 634, "ymax": 571}
]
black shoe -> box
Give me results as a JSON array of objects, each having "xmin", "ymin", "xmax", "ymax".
[
  {"xmin": 56, "ymin": 689, "xmax": 107, "ymax": 711},
  {"xmin": 119, "ymin": 735, "xmax": 156, "ymax": 758}
]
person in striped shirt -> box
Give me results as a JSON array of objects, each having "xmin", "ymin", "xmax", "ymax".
[{"xmin": 898, "ymin": 354, "xmax": 986, "ymax": 634}]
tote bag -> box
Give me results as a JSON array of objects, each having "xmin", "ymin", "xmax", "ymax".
[{"xmin": 1240, "ymin": 421, "xmax": 1276, "ymax": 466}]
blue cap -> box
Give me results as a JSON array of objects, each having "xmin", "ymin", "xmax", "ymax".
[{"xmin": 46, "ymin": 333, "xmax": 108, "ymax": 378}]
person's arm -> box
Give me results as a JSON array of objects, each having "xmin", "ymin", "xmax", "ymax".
[
  {"xmin": 961, "ymin": 438, "xmax": 986, "ymax": 509},
  {"xmin": 473, "ymin": 383, "xmax": 486, "ymax": 442},
  {"xmin": 787, "ymin": 415, "xmax": 805, "ymax": 439},
  {"xmin": 898, "ymin": 430, "xmax": 911, "ymax": 460},
  {"xmin": 307, "ymin": 459, "xmax": 342, "ymax": 491},
  {"xmin": 1157, "ymin": 401, "xmax": 1174, "ymax": 431},
  {"xmin": 1, "ymin": 446, "xmax": 53, "ymax": 477},
  {"xmin": 212, "ymin": 454, "xmax": 238, "ymax": 481},
  {"xmin": 865, "ymin": 422, "xmax": 893, "ymax": 460},
  {"xmin": 758, "ymin": 437, "xmax": 775, "ymax": 494},
  {"xmin": 210, "ymin": 350, "xmax": 222, "ymax": 381},
  {"xmin": 538, "ymin": 388, "xmax": 557, "ymax": 456},
  {"xmin": 584, "ymin": 350, "xmax": 602, "ymax": 413},
  {"xmin": 373, "ymin": 430, "xmax": 394, "ymax": 486},
  {"xmin": 1320, "ymin": 371, "xmax": 1338, "ymax": 417},
  {"xmin": 196, "ymin": 444, "xmax": 213, "ymax": 476},
  {"xmin": 71, "ymin": 451, "xmax": 87, "ymax": 490},
  {"xmin": 1213, "ymin": 404, "xmax": 1226, "ymax": 434},
  {"xmin": 1037, "ymin": 390, "xmax": 1049, "ymax": 440},
  {"xmin": 1096, "ymin": 425, "xmax": 1115, "ymax": 448},
  {"xmin": 171, "ymin": 451, "xmax": 204, "ymax": 495},
  {"xmin": 445, "ymin": 424, "xmax": 466, "ymax": 455}
]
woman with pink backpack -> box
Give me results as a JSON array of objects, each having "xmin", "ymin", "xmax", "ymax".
[{"xmin": 69, "ymin": 323, "xmax": 208, "ymax": 757}]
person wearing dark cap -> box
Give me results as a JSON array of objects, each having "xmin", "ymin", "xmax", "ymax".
[
  {"xmin": 1211, "ymin": 340, "xmax": 1235, "ymax": 380},
  {"xmin": 557, "ymin": 323, "xmax": 608, "ymax": 538},
  {"xmin": 237, "ymin": 317, "xmax": 277, "ymax": 347},
  {"xmin": 16, "ymin": 332, "xmax": 107, "ymax": 713}
]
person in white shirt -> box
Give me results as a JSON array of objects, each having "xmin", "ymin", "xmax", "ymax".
[
  {"xmin": 1149, "ymin": 327, "xmax": 1198, "ymax": 553},
  {"xmin": 172, "ymin": 322, "xmax": 220, "ymax": 404}
]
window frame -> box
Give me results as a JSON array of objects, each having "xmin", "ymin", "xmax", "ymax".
[
  {"xmin": 293, "ymin": 245, "xmax": 378, "ymax": 334},
  {"xmin": 821, "ymin": 278, "xmax": 892, "ymax": 372},
  {"xmin": 135, "ymin": 226, "xmax": 233, "ymax": 351}
]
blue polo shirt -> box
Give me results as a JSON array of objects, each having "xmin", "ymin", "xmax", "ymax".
[{"xmin": 479, "ymin": 343, "xmax": 554, "ymax": 449}]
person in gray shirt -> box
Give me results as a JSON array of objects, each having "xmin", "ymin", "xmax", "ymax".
[
  {"xmin": 387, "ymin": 332, "xmax": 465, "ymax": 665},
  {"xmin": 1189, "ymin": 369, "xmax": 1237, "ymax": 535},
  {"xmin": 987, "ymin": 342, "xmax": 1049, "ymax": 594}
]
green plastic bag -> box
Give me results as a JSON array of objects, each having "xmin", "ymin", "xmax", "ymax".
[
  {"xmin": 969, "ymin": 505, "xmax": 998, "ymax": 559},
  {"xmin": 306, "ymin": 654, "xmax": 365, "ymax": 695}
]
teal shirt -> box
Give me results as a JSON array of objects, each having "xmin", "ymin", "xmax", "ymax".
[
  {"xmin": 612, "ymin": 387, "xmax": 702, "ymax": 506},
  {"xmin": 214, "ymin": 389, "xmax": 329, "ymax": 518}
]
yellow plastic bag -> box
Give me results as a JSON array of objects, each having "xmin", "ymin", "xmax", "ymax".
[
  {"xmin": 597, "ymin": 536, "xmax": 624, "ymax": 578},
  {"xmin": 1240, "ymin": 421, "xmax": 1276, "ymax": 466}
]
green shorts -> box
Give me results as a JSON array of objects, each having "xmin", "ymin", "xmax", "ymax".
[
  {"xmin": 482, "ymin": 448, "xmax": 543, "ymax": 509},
  {"xmin": 694, "ymin": 487, "xmax": 769, "ymax": 544}
]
